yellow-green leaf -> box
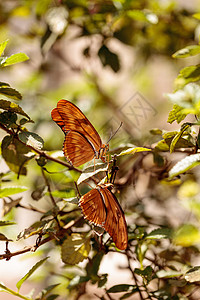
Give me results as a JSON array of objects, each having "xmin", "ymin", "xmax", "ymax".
[
  {"xmin": 117, "ymin": 147, "xmax": 151, "ymax": 156},
  {"xmin": 0, "ymin": 87, "xmax": 22, "ymax": 100},
  {"xmin": 1, "ymin": 136, "xmax": 35, "ymax": 175},
  {"xmin": 16, "ymin": 257, "xmax": 48, "ymax": 291},
  {"xmin": 0, "ymin": 40, "xmax": 9, "ymax": 57},
  {"xmin": 61, "ymin": 233, "xmax": 91, "ymax": 265},
  {"xmin": 0, "ymin": 186, "xmax": 27, "ymax": 198},
  {"xmin": 0, "ymin": 99, "xmax": 31, "ymax": 119},
  {"xmin": 2, "ymin": 53, "xmax": 29, "ymax": 67},
  {"xmin": 167, "ymin": 104, "xmax": 186, "ymax": 124},
  {"xmin": 170, "ymin": 124, "xmax": 190, "ymax": 153},
  {"xmin": 173, "ymin": 224, "xmax": 200, "ymax": 246},
  {"xmin": 172, "ymin": 45, "xmax": 200, "ymax": 58}
]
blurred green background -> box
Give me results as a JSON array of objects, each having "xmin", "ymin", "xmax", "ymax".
[{"xmin": 1, "ymin": 0, "xmax": 200, "ymax": 299}]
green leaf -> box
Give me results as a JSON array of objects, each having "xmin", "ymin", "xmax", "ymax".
[
  {"xmin": 49, "ymin": 189, "xmax": 76, "ymax": 199},
  {"xmin": 162, "ymin": 130, "xmax": 195, "ymax": 150},
  {"xmin": 77, "ymin": 162, "xmax": 108, "ymax": 185},
  {"xmin": 17, "ymin": 220, "xmax": 54, "ymax": 240},
  {"xmin": 156, "ymin": 270, "xmax": 184, "ymax": 278},
  {"xmin": 36, "ymin": 283, "xmax": 60, "ymax": 300},
  {"xmin": 153, "ymin": 151, "xmax": 164, "ymax": 167},
  {"xmin": 117, "ymin": 147, "xmax": 151, "ymax": 156},
  {"xmin": 0, "ymin": 81, "xmax": 10, "ymax": 88},
  {"xmin": 173, "ymin": 224, "xmax": 200, "ymax": 246},
  {"xmin": 0, "ymin": 233, "xmax": 12, "ymax": 241},
  {"xmin": 0, "ymin": 283, "xmax": 30, "ymax": 300},
  {"xmin": 63, "ymin": 196, "xmax": 78, "ymax": 204},
  {"xmin": 149, "ymin": 128, "xmax": 163, "ymax": 135},
  {"xmin": 61, "ymin": 233, "xmax": 91, "ymax": 265},
  {"xmin": 18, "ymin": 132, "xmax": 44, "ymax": 150},
  {"xmin": 0, "ymin": 99, "xmax": 31, "ymax": 119},
  {"xmin": 86, "ymin": 251, "xmax": 104, "ymax": 278},
  {"xmin": 146, "ymin": 228, "xmax": 172, "ymax": 240},
  {"xmin": 168, "ymin": 153, "xmax": 200, "ymax": 179},
  {"xmin": 107, "ymin": 284, "xmax": 136, "ymax": 293},
  {"xmin": 185, "ymin": 266, "xmax": 200, "ymax": 282},
  {"xmin": 98, "ymin": 45, "xmax": 120, "ymax": 72},
  {"xmin": 0, "ymin": 87, "xmax": 22, "ymax": 100},
  {"xmin": 16, "ymin": 257, "xmax": 49, "ymax": 291},
  {"xmin": 98, "ymin": 274, "xmax": 108, "ymax": 288},
  {"xmin": 0, "ymin": 40, "xmax": 9, "ymax": 57},
  {"xmin": 0, "ymin": 111, "xmax": 17, "ymax": 127},
  {"xmin": 1, "ymin": 136, "xmax": 35, "ymax": 175},
  {"xmin": 2, "ymin": 53, "xmax": 29, "ymax": 67},
  {"xmin": 67, "ymin": 275, "xmax": 89, "ymax": 290},
  {"xmin": 176, "ymin": 65, "xmax": 200, "ymax": 87},
  {"xmin": 155, "ymin": 140, "xmax": 169, "ymax": 151},
  {"xmin": 172, "ymin": 45, "xmax": 200, "ymax": 58},
  {"xmin": 170, "ymin": 124, "xmax": 190, "ymax": 153},
  {"xmin": 0, "ymin": 221, "xmax": 15, "ymax": 226},
  {"xmin": 134, "ymin": 266, "xmax": 153, "ymax": 283},
  {"xmin": 46, "ymin": 295, "xmax": 59, "ymax": 300},
  {"xmin": 167, "ymin": 104, "xmax": 187, "ymax": 124},
  {"xmin": 0, "ymin": 186, "xmax": 27, "ymax": 198}
]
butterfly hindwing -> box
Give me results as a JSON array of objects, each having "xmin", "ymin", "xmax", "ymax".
[
  {"xmin": 79, "ymin": 184, "xmax": 128, "ymax": 250},
  {"xmin": 79, "ymin": 188, "xmax": 106, "ymax": 225},
  {"xmin": 64, "ymin": 131, "xmax": 96, "ymax": 167},
  {"xmin": 98, "ymin": 185, "xmax": 128, "ymax": 250}
]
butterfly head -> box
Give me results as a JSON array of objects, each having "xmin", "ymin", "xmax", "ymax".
[{"xmin": 99, "ymin": 143, "xmax": 109, "ymax": 162}]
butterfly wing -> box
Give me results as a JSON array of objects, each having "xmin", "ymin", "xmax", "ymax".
[
  {"xmin": 51, "ymin": 107, "xmax": 65, "ymax": 133},
  {"xmin": 79, "ymin": 188, "xmax": 106, "ymax": 225},
  {"xmin": 80, "ymin": 185, "xmax": 128, "ymax": 250},
  {"xmin": 64, "ymin": 131, "xmax": 96, "ymax": 167},
  {"xmin": 51, "ymin": 99, "xmax": 102, "ymax": 150},
  {"xmin": 98, "ymin": 185, "xmax": 128, "ymax": 250}
]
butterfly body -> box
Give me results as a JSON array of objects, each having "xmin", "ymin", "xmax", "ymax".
[
  {"xmin": 51, "ymin": 99, "xmax": 108, "ymax": 167},
  {"xmin": 79, "ymin": 183, "xmax": 128, "ymax": 250}
]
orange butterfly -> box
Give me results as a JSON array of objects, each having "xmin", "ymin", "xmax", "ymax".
[
  {"xmin": 79, "ymin": 183, "xmax": 128, "ymax": 250},
  {"xmin": 51, "ymin": 99, "xmax": 109, "ymax": 167}
]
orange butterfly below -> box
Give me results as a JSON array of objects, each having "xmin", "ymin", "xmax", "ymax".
[
  {"xmin": 51, "ymin": 99, "xmax": 109, "ymax": 167},
  {"xmin": 79, "ymin": 183, "xmax": 128, "ymax": 250}
]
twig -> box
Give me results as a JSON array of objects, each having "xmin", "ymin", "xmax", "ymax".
[
  {"xmin": 126, "ymin": 251, "xmax": 144, "ymax": 300},
  {"xmin": 0, "ymin": 216, "xmax": 82, "ymax": 260},
  {"xmin": 41, "ymin": 168, "xmax": 61, "ymax": 229},
  {"xmin": 0, "ymin": 123, "xmax": 82, "ymax": 173}
]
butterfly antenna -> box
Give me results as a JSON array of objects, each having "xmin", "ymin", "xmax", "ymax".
[{"xmin": 106, "ymin": 122, "xmax": 123, "ymax": 144}]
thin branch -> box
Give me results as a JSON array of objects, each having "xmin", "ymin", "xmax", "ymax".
[
  {"xmin": 0, "ymin": 216, "xmax": 82, "ymax": 260},
  {"xmin": 41, "ymin": 168, "xmax": 57, "ymax": 207},
  {"xmin": 17, "ymin": 203, "xmax": 46, "ymax": 214},
  {"xmin": 126, "ymin": 251, "xmax": 144, "ymax": 300},
  {"xmin": 0, "ymin": 123, "xmax": 82, "ymax": 173}
]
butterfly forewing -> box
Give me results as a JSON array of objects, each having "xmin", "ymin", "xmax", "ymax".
[
  {"xmin": 51, "ymin": 99, "xmax": 105, "ymax": 166},
  {"xmin": 56, "ymin": 100, "xmax": 102, "ymax": 150},
  {"xmin": 51, "ymin": 107, "xmax": 65, "ymax": 133}
]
